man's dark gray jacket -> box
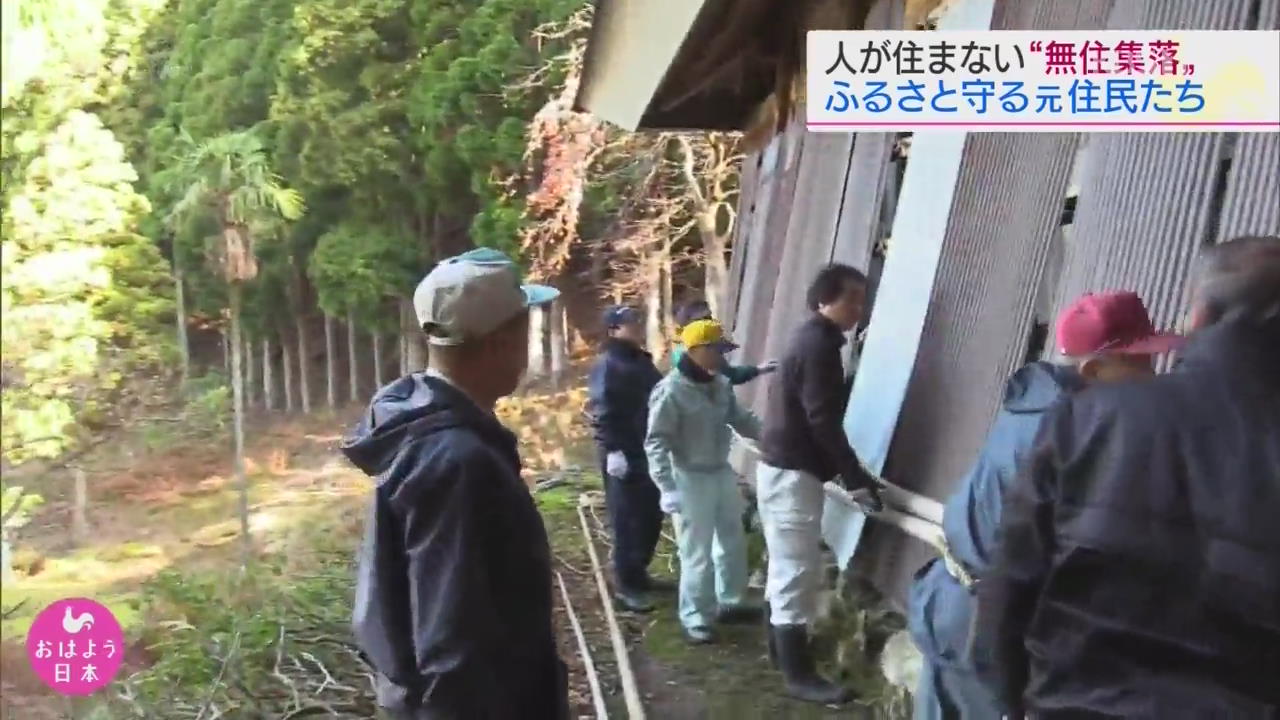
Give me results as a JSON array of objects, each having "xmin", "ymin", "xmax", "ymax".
[
  {"xmin": 980, "ymin": 320, "xmax": 1280, "ymax": 719},
  {"xmin": 343, "ymin": 374, "xmax": 568, "ymax": 719}
]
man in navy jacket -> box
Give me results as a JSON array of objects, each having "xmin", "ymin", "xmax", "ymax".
[
  {"xmin": 343, "ymin": 249, "xmax": 567, "ymax": 720},
  {"xmin": 587, "ymin": 306, "xmax": 666, "ymax": 612}
]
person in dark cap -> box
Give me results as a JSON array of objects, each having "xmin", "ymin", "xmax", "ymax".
[
  {"xmin": 587, "ymin": 305, "xmax": 666, "ymax": 612},
  {"xmin": 910, "ymin": 289, "xmax": 1181, "ymax": 720},
  {"xmin": 671, "ymin": 300, "xmax": 777, "ymax": 384},
  {"xmin": 980, "ymin": 235, "xmax": 1280, "ymax": 719}
]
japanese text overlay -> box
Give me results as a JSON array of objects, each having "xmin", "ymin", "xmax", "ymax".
[{"xmin": 807, "ymin": 30, "xmax": 1280, "ymax": 132}]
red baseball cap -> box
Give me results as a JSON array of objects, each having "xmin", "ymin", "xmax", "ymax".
[{"xmin": 1056, "ymin": 291, "xmax": 1185, "ymax": 357}]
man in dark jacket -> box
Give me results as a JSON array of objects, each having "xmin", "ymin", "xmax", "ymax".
[
  {"xmin": 756, "ymin": 263, "xmax": 883, "ymax": 705},
  {"xmin": 909, "ymin": 290, "xmax": 1181, "ymax": 720},
  {"xmin": 342, "ymin": 248, "xmax": 568, "ymax": 720},
  {"xmin": 587, "ymin": 305, "xmax": 666, "ymax": 612},
  {"xmin": 980, "ymin": 235, "xmax": 1280, "ymax": 719}
]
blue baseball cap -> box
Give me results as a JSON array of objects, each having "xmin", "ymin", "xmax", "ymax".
[{"xmin": 603, "ymin": 305, "xmax": 641, "ymax": 329}]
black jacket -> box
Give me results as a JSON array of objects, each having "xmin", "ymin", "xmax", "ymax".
[
  {"xmin": 978, "ymin": 320, "xmax": 1280, "ymax": 719},
  {"xmin": 760, "ymin": 314, "xmax": 874, "ymax": 486},
  {"xmin": 586, "ymin": 339, "xmax": 663, "ymax": 468},
  {"xmin": 342, "ymin": 374, "xmax": 567, "ymax": 720}
]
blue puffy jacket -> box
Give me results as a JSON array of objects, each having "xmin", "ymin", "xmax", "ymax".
[{"xmin": 908, "ymin": 362, "xmax": 1079, "ymax": 675}]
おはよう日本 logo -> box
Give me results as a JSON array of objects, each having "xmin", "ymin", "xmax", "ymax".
[{"xmin": 25, "ymin": 597, "xmax": 125, "ymax": 695}]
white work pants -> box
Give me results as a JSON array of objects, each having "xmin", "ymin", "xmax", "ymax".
[{"xmin": 756, "ymin": 463, "xmax": 825, "ymax": 627}]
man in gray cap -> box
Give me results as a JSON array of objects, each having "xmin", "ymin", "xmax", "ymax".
[{"xmin": 342, "ymin": 248, "xmax": 568, "ymax": 719}]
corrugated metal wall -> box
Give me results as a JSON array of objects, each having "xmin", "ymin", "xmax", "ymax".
[
  {"xmin": 724, "ymin": 0, "xmax": 1280, "ymax": 605},
  {"xmin": 1219, "ymin": 133, "xmax": 1280, "ymax": 240},
  {"xmin": 855, "ymin": 0, "xmax": 1120, "ymax": 601},
  {"xmin": 1053, "ymin": 0, "xmax": 1280, "ymax": 336}
]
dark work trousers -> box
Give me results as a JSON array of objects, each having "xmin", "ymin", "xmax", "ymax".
[{"xmin": 602, "ymin": 460, "xmax": 663, "ymax": 594}]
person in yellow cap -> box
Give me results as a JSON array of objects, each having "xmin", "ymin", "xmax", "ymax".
[
  {"xmin": 670, "ymin": 300, "xmax": 777, "ymax": 384},
  {"xmin": 644, "ymin": 319, "xmax": 764, "ymax": 644}
]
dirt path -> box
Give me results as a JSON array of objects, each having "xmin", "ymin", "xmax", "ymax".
[{"xmin": 540, "ymin": 476, "xmax": 912, "ymax": 720}]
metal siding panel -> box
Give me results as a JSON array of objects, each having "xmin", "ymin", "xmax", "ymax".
[
  {"xmin": 1261, "ymin": 0, "xmax": 1280, "ymax": 29},
  {"xmin": 831, "ymin": 134, "xmax": 894, "ymax": 271},
  {"xmin": 1115, "ymin": 0, "xmax": 1251, "ymax": 29},
  {"xmin": 1219, "ymin": 134, "xmax": 1280, "ymax": 241},
  {"xmin": 856, "ymin": 0, "xmax": 1114, "ymax": 604},
  {"xmin": 1060, "ymin": 134, "xmax": 1223, "ymax": 334},
  {"xmin": 1051, "ymin": 0, "xmax": 1255, "ymax": 340},
  {"xmin": 725, "ymin": 152, "xmax": 762, "ymax": 330},
  {"xmin": 889, "ymin": 133, "xmax": 1077, "ymax": 503},
  {"xmin": 732, "ymin": 119, "xmax": 806, "ymax": 405}
]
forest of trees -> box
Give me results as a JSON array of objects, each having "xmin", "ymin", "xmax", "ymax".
[{"xmin": 1, "ymin": 0, "xmax": 744, "ymax": 542}]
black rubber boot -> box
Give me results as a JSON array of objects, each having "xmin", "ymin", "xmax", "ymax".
[{"xmin": 771, "ymin": 624, "xmax": 853, "ymax": 705}]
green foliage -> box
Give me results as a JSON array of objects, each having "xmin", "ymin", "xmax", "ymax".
[
  {"xmin": 2, "ymin": 0, "xmax": 598, "ymax": 466},
  {"xmin": 183, "ymin": 373, "xmax": 233, "ymax": 432},
  {"xmin": 408, "ymin": 0, "xmax": 582, "ymax": 255},
  {"xmin": 1, "ymin": 109, "xmax": 174, "ymax": 463},
  {"xmin": 1, "ymin": 485, "xmax": 45, "ymax": 532},
  {"xmin": 140, "ymin": 373, "xmax": 232, "ymax": 451},
  {"xmin": 166, "ymin": 129, "xmax": 304, "ymax": 285},
  {"xmin": 308, "ymin": 220, "xmax": 419, "ymax": 324}
]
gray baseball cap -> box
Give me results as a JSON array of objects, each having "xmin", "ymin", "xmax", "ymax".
[{"xmin": 413, "ymin": 248, "xmax": 559, "ymax": 346}]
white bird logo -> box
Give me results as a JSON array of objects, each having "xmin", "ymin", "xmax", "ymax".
[{"xmin": 62, "ymin": 606, "xmax": 95, "ymax": 635}]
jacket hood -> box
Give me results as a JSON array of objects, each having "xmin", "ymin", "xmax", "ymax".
[
  {"xmin": 341, "ymin": 373, "xmax": 487, "ymax": 480},
  {"xmin": 1002, "ymin": 361, "xmax": 1081, "ymax": 414}
]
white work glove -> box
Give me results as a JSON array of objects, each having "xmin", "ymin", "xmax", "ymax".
[
  {"xmin": 659, "ymin": 491, "xmax": 682, "ymax": 515},
  {"xmin": 605, "ymin": 451, "xmax": 629, "ymax": 478},
  {"xmin": 758, "ymin": 360, "xmax": 780, "ymax": 374}
]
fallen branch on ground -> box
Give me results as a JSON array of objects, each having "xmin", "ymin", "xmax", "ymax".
[
  {"xmin": 2, "ymin": 599, "xmax": 29, "ymax": 620},
  {"xmin": 578, "ymin": 497, "xmax": 646, "ymax": 719},
  {"xmin": 557, "ymin": 571, "xmax": 609, "ymax": 720}
]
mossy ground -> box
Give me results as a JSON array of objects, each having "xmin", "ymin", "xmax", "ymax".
[{"xmin": 539, "ymin": 461, "xmax": 912, "ymax": 719}]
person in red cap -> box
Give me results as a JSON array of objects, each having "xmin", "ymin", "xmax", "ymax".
[
  {"xmin": 979, "ymin": 235, "xmax": 1280, "ymax": 719},
  {"xmin": 908, "ymin": 289, "xmax": 1180, "ymax": 720}
]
